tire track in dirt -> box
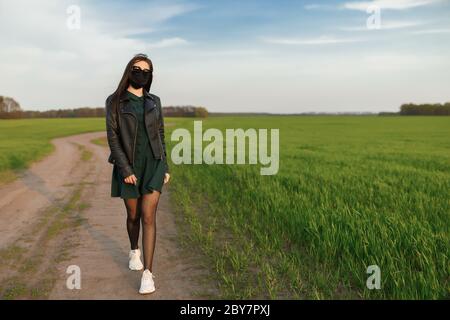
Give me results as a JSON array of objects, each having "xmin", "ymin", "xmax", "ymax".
[{"xmin": 0, "ymin": 131, "xmax": 219, "ymax": 299}]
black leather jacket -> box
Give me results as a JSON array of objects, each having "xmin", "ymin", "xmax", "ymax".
[{"xmin": 105, "ymin": 89, "xmax": 169, "ymax": 178}]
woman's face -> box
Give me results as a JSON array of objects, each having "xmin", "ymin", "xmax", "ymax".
[
  {"xmin": 128, "ymin": 59, "xmax": 152, "ymax": 89},
  {"xmin": 132, "ymin": 60, "xmax": 151, "ymax": 72}
]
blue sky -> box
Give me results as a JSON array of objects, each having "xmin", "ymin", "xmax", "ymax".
[{"xmin": 0, "ymin": 0, "xmax": 449, "ymax": 113}]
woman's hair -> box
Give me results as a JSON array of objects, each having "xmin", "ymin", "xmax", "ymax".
[{"xmin": 110, "ymin": 53, "xmax": 153, "ymax": 111}]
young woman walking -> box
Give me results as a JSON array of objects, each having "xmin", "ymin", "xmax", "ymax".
[{"xmin": 105, "ymin": 53, "xmax": 170, "ymax": 294}]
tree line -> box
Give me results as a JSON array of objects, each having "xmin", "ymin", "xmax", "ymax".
[
  {"xmin": 399, "ymin": 103, "xmax": 450, "ymax": 116},
  {"xmin": 0, "ymin": 107, "xmax": 106, "ymax": 119},
  {"xmin": 163, "ymin": 106, "xmax": 208, "ymax": 117},
  {"xmin": 0, "ymin": 105, "xmax": 208, "ymax": 119}
]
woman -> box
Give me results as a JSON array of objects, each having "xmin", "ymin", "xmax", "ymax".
[{"xmin": 105, "ymin": 53, "xmax": 170, "ymax": 294}]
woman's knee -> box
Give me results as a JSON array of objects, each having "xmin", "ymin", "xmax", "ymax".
[
  {"xmin": 129, "ymin": 213, "xmax": 141, "ymax": 224},
  {"xmin": 142, "ymin": 211, "xmax": 156, "ymax": 226},
  {"xmin": 126, "ymin": 206, "xmax": 141, "ymax": 223}
]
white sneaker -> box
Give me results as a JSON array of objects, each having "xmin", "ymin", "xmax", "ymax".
[
  {"xmin": 139, "ymin": 269, "xmax": 155, "ymax": 294},
  {"xmin": 129, "ymin": 249, "xmax": 144, "ymax": 271}
]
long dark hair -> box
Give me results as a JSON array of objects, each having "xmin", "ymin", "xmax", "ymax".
[{"xmin": 110, "ymin": 53, "xmax": 153, "ymax": 112}]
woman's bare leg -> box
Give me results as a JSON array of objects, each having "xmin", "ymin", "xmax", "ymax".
[{"xmin": 140, "ymin": 191, "xmax": 160, "ymax": 272}]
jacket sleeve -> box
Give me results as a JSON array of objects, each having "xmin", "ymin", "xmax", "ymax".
[
  {"xmin": 105, "ymin": 95, "xmax": 134, "ymax": 179},
  {"xmin": 157, "ymin": 96, "xmax": 170, "ymax": 174}
]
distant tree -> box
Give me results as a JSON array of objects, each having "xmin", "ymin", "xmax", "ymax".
[
  {"xmin": 194, "ymin": 107, "xmax": 208, "ymax": 118},
  {"xmin": 0, "ymin": 96, "xmax": 21, "ymax": 113},
  {"xmin": 162, "ymin": 106, "xmax": 208, "ymax": 117},
  {"xmin": 399, "ymin": 103, "xmax": 450, "ymax": 116}
]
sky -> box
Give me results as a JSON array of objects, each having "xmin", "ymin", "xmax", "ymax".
[{"xmin": 0, "ymin": 0, "xmax": 449, "ymax": 113}]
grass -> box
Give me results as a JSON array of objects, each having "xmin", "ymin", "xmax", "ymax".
[
  {"xmin": 91, "ymin": 136, "xmax": 108, "ymax": 147},
  {"xmin": 0, "ymin": 118, "xmax": 104, "ymax": 185},
  {"xmin": 167, "ymin": 115, "xmax": 450, "ymax": 299},
  {"xmin": 72, "ymin": 143, "xmax": 93, "ymax": 162},
  {"xmin": 0, "ymin": 245, "xmax": 27, "ymax": 263},
  {"xmin": 1, "ymin": 115, "xmax": 448, "ymax": 299}
]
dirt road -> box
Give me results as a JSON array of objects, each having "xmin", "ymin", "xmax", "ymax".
[{"xmin": 0, "ymin": 131, "xmax": 219, "ymax": 299}]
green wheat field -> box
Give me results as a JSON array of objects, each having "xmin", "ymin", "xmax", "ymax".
[{"xmin": 1, "ymin": 116, "xmax": 449, "ymax": 299}]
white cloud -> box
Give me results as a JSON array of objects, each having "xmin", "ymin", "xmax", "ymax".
[
  {"xmin": 304, "ymin": 4, "xmax": 336, "ymax": 10},
  {"xmin": 113, "ymin": 27, "xmax": 155, "ymax": 37},
  {"xmin": 148, "ymin": 37, "xmax": 190, "ymax": 48},
  {"xmin": 340, "ymin": 20, "xmax": 426, "ymax": 31},
  {"xmin": 0, "ymin": 0, "xmax": 197, "ymax": 109},
  {"xmin": 0, "ymin": 1, "xmax": 448, "ymax": 113},
  {"xmin": 343, "ymin": 0, "xmax": 445, "ymax": 11},
  {"xmin": 196, "ymin": 49, "xmax": 263, "ymax": 56},
  {"xmin": 362, "ymin": 53, "xmax": 422, "ymax": 69},
  {"xmin": 85, "ymin": 1, "xmax": 201, "ymax": 34},
  {"xmin": 411, "ymin": 28, "xmax": 450, "ymax": 34},
  {"xmin": 260, "ymin": 35, "xmax": 364, "ymax": 45}
]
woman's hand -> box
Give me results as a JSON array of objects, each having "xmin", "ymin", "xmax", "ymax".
[
  {"xmin": 124, "ymin": 174, "xmax": 138, "ymax": 185},
  {"xmin": 164, "ymin": 173, "xmax": 170, "ymax": 184}
]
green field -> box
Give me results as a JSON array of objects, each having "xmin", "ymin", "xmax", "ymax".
[
  {"xmin": 0, "ymin": 118, "xmax": 105, "ymax": 183},
  {"xmin": 168, "ymin": 116, "xmax": 450, "ymax": 299},
  {"xmin": 1, "ymin": 116, "xmax": 449, "ymax": 299}
]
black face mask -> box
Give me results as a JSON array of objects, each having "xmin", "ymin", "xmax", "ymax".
[{"xmin": 129, "ymin": 69, "xmax": 151, "ymax": 89}]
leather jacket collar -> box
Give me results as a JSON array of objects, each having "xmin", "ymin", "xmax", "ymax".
[
  {"xmin": 119, "ymin": 89, "xmax": 155, "ymax": 102},
  {"xmin": 118, "ymin": 89, "xmax": 156, "ymax": 111}
]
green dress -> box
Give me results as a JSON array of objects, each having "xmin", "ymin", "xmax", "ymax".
[{"xmin": 111, "ymin": 91, "xmax": 166, "ymax": 199}]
